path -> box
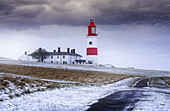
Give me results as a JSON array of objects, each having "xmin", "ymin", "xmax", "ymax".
[{"xmin": 87, "ymin": 77, "xmax": 170, "ymax": 111}]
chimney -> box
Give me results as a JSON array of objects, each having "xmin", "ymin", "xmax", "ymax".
[
  {"xmin": 58, "ymin": 47, "xmax": 61, "ymax": 52},
  {"xmin": 67, "ymin": 48, "xmax": 70, "ymax": 53},
  {"xmin": 53, "ymin": 50, "xmax": 56, "ymax": 52},
  {"xmin": 72, "ymin": 49, "xmax": 75, "ymax": 53}
]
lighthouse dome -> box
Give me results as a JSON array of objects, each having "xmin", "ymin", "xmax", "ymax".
[
  {"xmin": 88, "ymin": 20, "xmax": 97, "ymax": 36},
  {"xmin": 88, "ymin": 20, "xmax": 96, "ymax": 28}
]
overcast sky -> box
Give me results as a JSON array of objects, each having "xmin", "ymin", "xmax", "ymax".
[{"xmin": 0, "ymin": 0, "xmax": 170, "ymax": 70}]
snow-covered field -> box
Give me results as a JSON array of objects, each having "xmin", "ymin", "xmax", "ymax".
[
  {"xmin": 0, "ymin": 57, "xmax": 170, "ymax": 111},
  {"xmin": 0, "ymin": 71, "xmax": 88, "ymax": 102},
  {"xmin": 0, "ymin": 77, "xmax": 139, "ymax": 111},
  {"xmin": 0, "ymin": 76, "xmax": 170, "ymax": 111},
  {"xmin": 0, "ymin": 74, "xmax": 47, "ymax": 101},
  {"xmin": 133, "ymin": 87, "xmax": 170, "ymax": 111},
  {"xmin": 0, "ymin": 57, "xmax": 170, "ymax": 77},
  {"xmin": 0, "ymin": 73, "xmax": 80, "ymax": 102}
]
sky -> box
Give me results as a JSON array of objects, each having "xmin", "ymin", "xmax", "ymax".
[{"xmin": 0, "ymin": 0, "xmax": 170, "ymax": 70}]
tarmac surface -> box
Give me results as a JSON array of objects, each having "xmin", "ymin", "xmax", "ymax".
[{"xmin": 87, "ymin": 78, "xmax": 151, "ymax": 111}]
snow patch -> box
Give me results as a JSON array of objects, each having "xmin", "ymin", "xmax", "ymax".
[
  {"xmin": 0, "ymin": 77, "xmax": 138, "ymax": 111},
  {"xmin": 133, "ymin": 91, "xmax": 170, "ymax": 111}
]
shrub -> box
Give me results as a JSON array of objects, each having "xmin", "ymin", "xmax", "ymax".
[
  {"xmin": 9, "ymin": 94, "xmax": 13, "ymax": 99},
  {"xmin": 25, "ymin": 89, "xmax": 31, "ymax": 94}
]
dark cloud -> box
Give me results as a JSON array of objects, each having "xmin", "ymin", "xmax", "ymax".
[
  {"xmin": 0, "ymin": 0, "xmax": 170, "ymax": 29},
  {"xmin": 92, "ymin": 0, "xmax": 170, "ymax": 25}
]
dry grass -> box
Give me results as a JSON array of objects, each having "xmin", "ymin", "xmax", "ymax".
[
  {"xmin": 0, "ymin": 64, "xmax": 139, "ymax": 101},
  {"xmin": 0, "ymin": 75, "xmax": 77, "ymax": 89},
  {"xmin": 0, "ymin": 74, "xmax": 77, "ymax": 101},
  {"xmin": 0, "ymin": 64, "xmax": 135, "ymax": 84},
  {"xmin": 162, "ymin": 77, "xmax": 170, "ymax": 85}
]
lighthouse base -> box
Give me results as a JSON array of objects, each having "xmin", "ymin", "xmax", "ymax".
[{"xmin": 86, "ymin": 55, "xmax": 98, "ymax": 64}]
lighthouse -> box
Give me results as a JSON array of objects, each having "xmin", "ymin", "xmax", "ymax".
[{"xmin": 86, "ymin": 20, "xmax": 98, "ymax": 64}]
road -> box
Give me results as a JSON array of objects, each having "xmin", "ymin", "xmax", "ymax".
[{"xmin": 87, "ymin": 77, "xmax": 169, "ymax": 111}]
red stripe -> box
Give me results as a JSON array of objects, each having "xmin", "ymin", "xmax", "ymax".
[
  {"xmin": 87, "ymin": 48, "xmax": 98, "ymax": 55},
  {"xmin": 88, "ymin": 34, "xmax": 97, "ymax": 36}
]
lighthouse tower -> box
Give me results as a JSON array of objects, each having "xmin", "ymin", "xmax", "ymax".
[{"xmin": 86, "ymin": 20, "xmax": 98, "ymax": 64}]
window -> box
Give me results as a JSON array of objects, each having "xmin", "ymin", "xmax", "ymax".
[
  {"xmin": 63, "ymin": 61, "xmax": 67, "ymax": 64},
  {"xmin": 63, "ymin": 55, "xmax": 65, "ymax": 59},
  {"xmin": 51, "ymin": 56, "xmax": 53, "ymax": 58},
  {"xmin": 57, "ymin": 56, "xmax": 59, "ymax": 58},
  {"xmin": 89, "ymin": 41, "xmax": 92, "ymax": 45},
  {"xmin": 91, "ymin": 27, "xmax": 96, "ymax": 34},
  {"xmin": 51, "ymin": 61, "xmax": 53, "ymax": 63}
]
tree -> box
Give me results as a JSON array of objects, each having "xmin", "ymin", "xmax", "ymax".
[{"xmin": 30, "ymin": 48, "xmax": 49, "ymax": 62}]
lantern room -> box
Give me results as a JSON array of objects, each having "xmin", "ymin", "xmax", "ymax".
[{"xmin": 88, "ymin": 20, "xmax": 97, "ymax": 36}]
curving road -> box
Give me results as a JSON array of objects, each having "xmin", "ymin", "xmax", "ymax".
[
  {"xmin": 87, "ymin": 77, "xmax": 168, "ymax": 111},
  {"xmin": 87, "ymin": 90, "xmax": 143, "ymax": 111}
]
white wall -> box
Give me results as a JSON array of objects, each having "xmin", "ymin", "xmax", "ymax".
[
  {"xmin": 44, "ymin": 55, "xmax": 82, "ymax": 64},
  {"xmin": 19, "ymin": 54, "xmax": 84, "ymax": 64},
  {"xmin": 86, "ymin": 55, "xmax": 98, "ymax": 64},
  {"xmin": 87, "ymin": 36, "xmax": 98, "ymax": 48}
]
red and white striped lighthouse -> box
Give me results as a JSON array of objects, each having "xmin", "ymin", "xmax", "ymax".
[{"xmin": 86, "ymin": 20, "xmax": 98, "ymax": 64}]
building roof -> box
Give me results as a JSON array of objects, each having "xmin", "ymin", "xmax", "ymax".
[
  {"xmin": 47, "ymin": 52, "xmax": 82, "ymax": 57},
  {"xmin": 75, "ymin": 60, "xmax": 86, "ymax": 62},
  {"xmin": 29, "ymin": 48, "xmax": 82, "ymax": 57}
]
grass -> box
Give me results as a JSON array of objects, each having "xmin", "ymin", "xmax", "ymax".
[
  {"xmin": 162, "ymin": 77, "xmax": 170, "ymax": 85},
  {"xmin": 0, "ymin": 64, "xmax": 136, "ymax": 84},
  {"xmin": 0, "ymin": 63, "xmax": 142, "ymax": 101},
  {"xmin": 0, "ymin": 74, "xmax": 79, "ymax": 101}
]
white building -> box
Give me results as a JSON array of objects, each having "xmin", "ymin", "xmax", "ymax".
[
  {"xmin": 44, "ymin": 48, "xmax": 85, "ymax": 64},
  {"xmin": 19, "ymin": 47, "xmax": 86, "ymax": 64}
]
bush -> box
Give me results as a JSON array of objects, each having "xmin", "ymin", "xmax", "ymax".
[{"xmin": 25, "ymin": 89, "xmax": 31, "ymax": 94}]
